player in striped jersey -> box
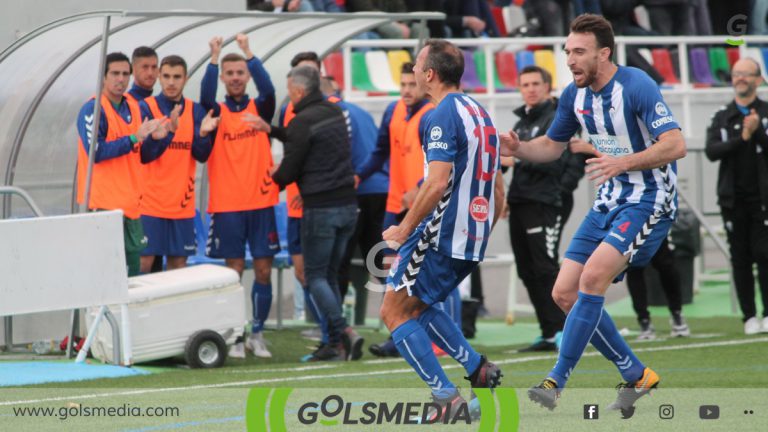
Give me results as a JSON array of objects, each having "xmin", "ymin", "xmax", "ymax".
[
  {"xmin": 381, "ymin": 39, "xmax": 505, "ymax": 422},
  {"xmin": 500, "ymin": 14, "xmax": 687, "ymax": 416}
]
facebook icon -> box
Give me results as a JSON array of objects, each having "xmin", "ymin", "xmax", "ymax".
[{"xmin": 584, "ymin": 404, "xmax": 599, "ymax": 420}]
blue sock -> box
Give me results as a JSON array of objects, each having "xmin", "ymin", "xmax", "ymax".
[
  {"xmin": 590, "ymin": 309, "xmax": 646, "ymax": 382},
  {"xmin": 549, "ymin": 292, "xmax": 604, "ymax": 388},
  {"xmin": 251, "ymin": 281, "xmax": 272, "ymax": 333},
  {"xmin": 445, "ymin": 287, "xmax": 462, "ymax": 329},
  {"xmin": 304, "ymin": 288, "xmax": 329, "ymax": 344},
  {"xmin": 419, "ymin": 306, "xmax": 480, "ymax": 376},
  {"xmin": 392, "ymin": 319, "xmax": 456, "ymax": 398}
]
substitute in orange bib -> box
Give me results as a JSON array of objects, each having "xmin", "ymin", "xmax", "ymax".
[
  {"xmin": 76, "ymin": 52, "xmax": 165, "ymax": 276},
  {"xmin": 125, "ymin": 46, "xmax": 158, "ymax": 104},
  {"xmin": 200, "ymin": 34, "xmax": 278, "ymax": 359},
  {"xmin": 138, "ymin": 55, "xmax": 219, "ymax": 273}
]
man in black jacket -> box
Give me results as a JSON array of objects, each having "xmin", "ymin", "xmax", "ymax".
[
  {"xmin": 706, "ymin": 58, "xmax": 768, "ymax": 335},
  {"xmin": 503, "ymin": 66, "xmax": 585, "ymax": 352},
  {"xmin": 249, "ymin": 65, "xmax": 365, "ymax": 360}
]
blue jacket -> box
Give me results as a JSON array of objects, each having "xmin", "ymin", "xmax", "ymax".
[{"xmin": 76, "ymin": 97, "xmax": 136, "ymax": 163}]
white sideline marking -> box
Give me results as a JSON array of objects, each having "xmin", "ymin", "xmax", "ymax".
[
  {"xmin": 221, "ymin": 364, "xmax": 338, "ymax": 374},
  {"xmin": 1, "ymin": 337, "xmax": 766, "ymax": 407},
  {"xmin": 363, "ymin": 358, "xmax": 402, "ymax": 365}
]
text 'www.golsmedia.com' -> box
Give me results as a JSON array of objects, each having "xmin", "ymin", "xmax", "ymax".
[{"xmin": 12, "ymin": 404, "xmax": 180, "ymax": 420}]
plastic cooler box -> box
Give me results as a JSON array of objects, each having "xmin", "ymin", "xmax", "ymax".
[{"xmin": 87, "ymin": 264, "xmax": 246, "ymax": 365}]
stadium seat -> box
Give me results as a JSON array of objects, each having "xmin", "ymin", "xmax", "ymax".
[
  {"xmin": 351, "ymin": 51, "xmax": 379, "ymax": 92},
  {"xmin": 651, "ymin": 48, "xmax": 679, "ymax": 84},
  {"xmin": 495, "ymin": 51, "xmax": 518, "ymax": 89},
  {"xmin": 323, "ymin": 52, "xmax": 345, "ymax": 91},
  {"xmin": 726, "ymin": 47, "xmax": 740, "ymax": 68},
  {"xmin": 689, "ymin": 47, "xmax": 716, "ymax": 86},
  {"xmin": 533, "ymin": 50, "xmax": 557, "ymax": 86},
  {"xmin": 387, "ymin": 50, "xmax": 412, "ymax": 85},
  {"xmin": 491, "ymin": 6, "xmax": 508, "ymax": 36},
  {"xmin": 708, "ymin": 47, "xmax": 731, "ymax": 83},
  {"xmin": 516, "ymin": 50, "xmax": 534, "ymax": 70},
  {"xmin": 461, "ymin": 49, "xmax": 486, "ymax": 92},
  {"xmin": 365, "ymin": 51, "xmax": 399, "ymax": 92},
  {"xmin": 473, "ymin": 50, "xmax": 507, "ymax": 90}
]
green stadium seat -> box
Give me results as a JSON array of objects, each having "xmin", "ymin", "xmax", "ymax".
[
  {"xmin": 351, "ymin": 51, "xmax": 378, "ymax": 92},
  {"xmin": 473, "ymin": 50, "xmax": 506, "ymax": 90},
  {"xmin": 708, "ymin": 47, "xmax": 731, "ymax": 84}
]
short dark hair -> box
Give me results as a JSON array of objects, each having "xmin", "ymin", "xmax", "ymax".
[
  {"xmin": 160, "ymin": 55, "xmax": 187, "ymax": 75},
  {"xmin": 287, "ymin": 65, "xmax": 320, "ymax": 94},
  {"xmin": 519, "ymin": 65, "xmax": 552, "ymax": 89},
  {"xmin": 105, "ymin": 52, "xmax": 131, "ymax": 76},
  {"xmin": 422, "ymin": 39, "xmax": 464, "ymax": 88},
  {"xmin": 570, "ymin": 14, "xmax": 615, "ymax": 60},
  {"xmin": 291, "ymin": 51, "xmax": 321, "ymax": 69},
  {"xmin": 221, "ymin": 53, "xmax": 246, "ymax": 65},
  {"xmin": 131, "ymin": 46, "xmax": 157, "ymax": 63},
  {"xmin": 401, "ymin": 62, "xmax": 415, "ymax": 75}
]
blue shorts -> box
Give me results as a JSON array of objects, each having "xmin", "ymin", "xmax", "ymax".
[
  {"xmin": 564, "ymin": 204, "xmax": 672, "ymax": 279},
  {"xmin": 140, "ymin": 215, "xmax": 196, "ymax": 256},
  {"xmin": 387, "ymin": 228, "xmax": 478, "ymax": 306},
  {"xmin": 207, "ymin": 208, "xmax": 280, "ymax": 259},
  {"xmin": 287, "ymin": 217, "xmax": 302, "ymax": 255}
]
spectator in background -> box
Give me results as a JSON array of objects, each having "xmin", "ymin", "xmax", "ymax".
[
  {"xmin": 405, "ymin": 0, "xmax": 491, "ymax": 38},
  {"xmin": 707, "ymin": 0, "xmax": 750, "ymax": 35},
  {"xmin": 688, "ymin": 0, "xmax": 713, "ymax": 35},
  {"xmin": 247, "ymin": 0, "xmax": 315, "ymax": 12},
  {"xmin": 751, "ymin": 0, "xmax": 768, "ymax": 35},
  {"xmin": 625, "ymin": 238, "xmax": 690, "ymax": 340},
  {"xmin": 522, "ymin": 0, "xmax": 570, "ymax": 36},
  {"xmin": 573, "ymin": 0, "xmax": 602, "ymax": 15},
  {"xmin": 705, "ymin": 58, "xmax": 768, "ymax": 335},
  {"xmin": 642, "ymin": 0, "xmax": 692, "ymax": 36},
  {"xmin": 345, "ymin": 0, "xmax": 411, "ymax": 38},
  {"xmin": 310, "ymin": 0, "xmax": 344, "ymax": 12}
]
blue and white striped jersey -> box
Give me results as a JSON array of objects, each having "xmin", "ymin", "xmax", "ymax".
[
  {"xmin": 421, "ymin": 93, "xmax": 501, "ymax": 261},
  {"xmin": 547, "ymin": 66, "xmax": 681, "ymax": 217}
]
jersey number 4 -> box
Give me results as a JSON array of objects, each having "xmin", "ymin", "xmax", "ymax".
[{"xmin": 473, "ymin": 125, "xmax": 497, "ymax": 181}]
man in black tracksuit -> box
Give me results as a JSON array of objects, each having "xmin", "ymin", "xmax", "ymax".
[
  {"xmin": 706, "ymin": 58, "xmax": 768, "ymax": 335},
  {"xmin": 252, "ymin": 65, "xmax": 365, "ymax": 361},
  {"xmin": 504, "ymin": 66, "xmax": 585, "ymax": 352}
]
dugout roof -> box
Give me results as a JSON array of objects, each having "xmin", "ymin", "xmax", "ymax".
[{"xmin": 0, "ymin": 10, "xmax": 442, "ymax": 216}]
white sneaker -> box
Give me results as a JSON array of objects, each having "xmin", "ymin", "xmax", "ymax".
[
  {"xmin": 246, "ymin": 332, "xmax": 272, "ymax": 358},
  {"xmin": 228, "ymin": 341, "xmax": 246, "ymax": 359},
  {"xmin": 670, "ymin": 315, "xmax": 691, "ymax": 337},
  {"xmin": 760, "ymin": 316, "xmax": 768, "ymax": 333},
  {"xmin": 637, "ymin": 324, "xmax": 657, "ymax": 341},
  {"xmin": 744, "ymin": 317, "xmax": 761, "ymax": 335}
]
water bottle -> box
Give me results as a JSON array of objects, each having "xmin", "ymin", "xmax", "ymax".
[{"xmin": 343, "ymin": 285, "xmax": 356, "ymax": 324}]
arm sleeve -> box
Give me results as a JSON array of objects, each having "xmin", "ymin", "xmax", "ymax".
[
  {"xmin": 425, "ymin": 102, "xmax": 458, "ymax": 163},
  {"xmin": 76, "ymin": 101, "xmax": 134, "ymax": 163},
  {"xmin": 191, "ymin": 103, "xmax": 213, "ymax": 163},
  {"xmin": 138, "ymin": 101, "xmax": 173, "ymax": 164},
  {"xmin": 357, "ymin": 102, "xmax": 395, "ymax": 179},
  {"xmin": 546, "ymin": 85, "xmax": 581, "ymax": 142},
  {"xmin": 200, "ymin": 63, "xmax": 221, "ymax": 117},
  {"xmin": 271, "ymin": 120, "xmax": 312, "ymax": 186},
  {"xmin": 632, "ymin": 71, "xmax": 681, "ymax": 139},
  {"xmin": 248, "ymin": 57, "xmax": 276, "ymax": 123},
  {"xmin": 705, "ymin": 111, "xmax": 742, "ymax": 161}
]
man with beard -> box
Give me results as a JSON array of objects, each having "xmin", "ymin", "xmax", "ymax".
[
  {"xmin": 705, "ymin": 58, "xmax": 768, "ymax": 335},
  {"xmin": 500, "ymin": 14, "xmax": 687, "ymax": 416}
]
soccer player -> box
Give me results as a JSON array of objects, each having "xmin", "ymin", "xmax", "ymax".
[
  {"xmin": 138, "ymin": 55, "xmax": 219, "ymax": 273},
  {"xmin": 500, "ymin": 14, "xmax": 687, "ymax": 414},
  {"xmin": 125, "ymin": 46, "xmax": 158, "ymax": 104},
  {"xmin": 381, "ymin": 39, "xmax": 505, "ymax": 421},
  {"xmin": 76, "ymin": 52, "xmax": 164, "ymax": 276},
  {"xmin": 200, "ymin": 34, "xmax": 278, "ymax": 358}
]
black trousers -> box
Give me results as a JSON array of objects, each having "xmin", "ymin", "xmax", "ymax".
[
  {"xmin": 508, "ymin": 202, "xmax": 565, "ymax": 338},
  {"xmin": 722, "ymin": 202, "xmax": 768, "ymax": 320},
  {"xmin": 338, "ymin": 193, "xmax": 387, "ymax": 299},
  {"xmin": 625, "ymin": 237, "xmax": 683, "ymax": 321}
]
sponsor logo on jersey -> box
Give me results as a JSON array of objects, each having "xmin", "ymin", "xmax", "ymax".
[
  {"xmin": 169, "ymin": 140, "xmax": 192, "ymax": 150},
  {"xmin": 589, "ymin": 134, "xmax": 633, "ymax": 157},
  {"xmin": 577, "ymin": 108, "xmax": 591, "ymax": 115},
  {"xmin": 651, "ymin": 116, "xmax": 675, "ymax": 129},
  {"xmin": 222, "ymin": 129, "xmax": 258, "ymax": 141},
  {"xmin": 428, "ymin": 141, "xmax": 448, "ymax": 150},
  {"xmin": 655, "ymin": 102, "xmax": 669, "ymax": 116},
  {"xmin": 430, "ymin": 126, "xmax": 442, "ymax": 141},
  {"xmin": 469, "ymin": 196, "xmax": 489, "ymax": 222}
]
